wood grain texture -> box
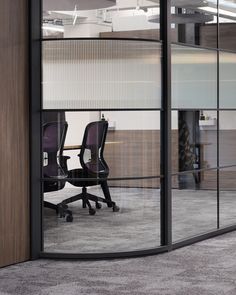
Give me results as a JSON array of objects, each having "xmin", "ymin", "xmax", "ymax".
[
  {"xmin": 100, "ymin": 29, "xmax": 178, "ymax": 42},
  {"xmin": 104, "ymin": 130, "xmax": 179, "ymax": 188},
  {"xmin": 105, "ymin": 129, "xmax": 236, "ymax": 189},
  {"xmin": 200, "ymin": 23, "xmax": 236, "ymax": 51},
  {"xmin": 0, "ymin": 0, "xmax": 29, "ymax": 267}
]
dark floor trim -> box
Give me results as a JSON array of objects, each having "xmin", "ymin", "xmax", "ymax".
[
  {"xmin": 40, "ymin": 245, "xmax": 170, "ymax": 260},
  {"xmin": 39, "ymin": 225, "xmax": 236, "ymax": 260},
  {"xmin": 172, "ymin": 225, "xmax": 236, "ymax": 250}
]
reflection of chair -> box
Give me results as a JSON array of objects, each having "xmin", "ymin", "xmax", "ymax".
[
  {"xmin": 43, "ymin": 121, "xmax": 73, "ymax": 222},
  {"xmin": 60, "ymin": 120, "xmax": 119, "ymax": 215}
]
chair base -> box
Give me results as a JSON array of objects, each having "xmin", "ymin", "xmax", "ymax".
[
  {"xmin": 60, "ymin": 184, "xmax": 119, "ymax": 215},
  {"xmin": 44, "ymin": 201, "xmax": 73, "ymax": 222}
]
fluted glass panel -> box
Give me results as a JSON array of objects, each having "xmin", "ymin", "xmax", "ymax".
[
  {"xmin": 220, "ymin": 51, "xmax": 236, "ymax": 109},
  {"xmin": 42, "ymin": 40, "xmax": 161, "ymax": 109},
  {"xmin": 172, "ymin": 45, "xmax": 217, "ymax": 109}
]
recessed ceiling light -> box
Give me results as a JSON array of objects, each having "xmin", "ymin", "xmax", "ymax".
[
  {"xmin": 198, "ymin": 6, "xmax": 236, "ymax": 18},
  {"xmin": 42, "ymin": 24, "xmax": 65, "ymax": 32}
]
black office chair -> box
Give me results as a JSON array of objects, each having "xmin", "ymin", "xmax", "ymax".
[
  {"xmin": 60, "ymin": 120, "xmax": 119, "ymax": 215},
  {"xmin": 43, "ymin": 121, "xmax": 73, "ymax": 222}
]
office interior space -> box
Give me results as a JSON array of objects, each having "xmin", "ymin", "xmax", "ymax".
[
  {"xmin": 2, "ymin": 0, "xmax": 236, "ymax": 268},
  {"xmin": 34, "ymin": 0, "xmax": 236, "ymax": 258}
]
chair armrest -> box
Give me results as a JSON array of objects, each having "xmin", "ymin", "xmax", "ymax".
[
  {"xmin": 62, "ymin": 155, "xmax": 70, "ymax": 160},
  {"xmin": 60, "ymin": 155, "xmax": 70, "ymax": 171}
]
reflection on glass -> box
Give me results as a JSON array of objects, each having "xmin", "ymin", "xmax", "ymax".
[
  {"xmin": 172, "ymin": 110, "xmax": 217, "ymax": 175},
  {"xmin": 220, "ymin": 52, "xmax": 236, "ymax": 109},
  {"xmin": 42, "ymin": 110, "xmax": 161, "ymax": 253},
  {"xmin": 219, "ymin": 0, "xmax": 236, "ymax": 51},
  {"xmin": 219, "ymin": 111, "xmax": 236, "ymax": 167},
  {"xmin": 172, "ymin": 45, "xmax": 217, "ymax": 109},
  {"xmin": 42, "ymin": 40, "xmax": 161, "ymax": 109},
  {"xmin": 220, "ymin": 167, "xmax": 236, "ymax": 227},
  {"xmin": 172, "ymin": 170, "xmax": 217, "ymax": 242},
  {"xmin": 171, "ymin": 0, "xmax": 217, "ymax": 47},
  {"xmin": 42, "ymin": 0, "xmax": 160, "ymax": 40}
]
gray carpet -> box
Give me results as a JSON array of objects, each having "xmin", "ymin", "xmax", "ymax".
[
  {"xmin": 44, "ymin": 186, "xmax": 160, "ymax": 253},
  {"xmin": 44, "ymin": 186, "xmax": 236, "ymax": 253},
  {"xmin": 2, "ymin": 231, "xmax": 236, "ymax": 294}
]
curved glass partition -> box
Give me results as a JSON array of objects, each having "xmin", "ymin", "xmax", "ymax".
[
  {"xmin": 42, "ymin": 39, "xmax": 162, "ymax": 109},
  {"xmin": 32, "ymin": 0, "xmax": 236, "ymax": 259},
  {"xmin": 42, "ymin": 110, "xmax": 161, "ymax": 253},
  {"xmin": 172, "ymin": 45, "xmax": 217, "ymax": 109},
  {"xmin": 42, "ymin": 38, "xmax": 162, "ymax": 254}
]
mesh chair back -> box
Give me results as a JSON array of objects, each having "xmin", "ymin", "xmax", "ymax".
[
  {"xmin": 43, "ymin": 121, "xmax": 68, "ymax": 179},
  {"xmin": 80, "ymin": 121, "xmax": 109, "ymax": 176}
]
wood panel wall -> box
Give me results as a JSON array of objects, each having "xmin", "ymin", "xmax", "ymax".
[
  {"xmin": 0, "ymin": 0, "xmax": 29, "ymax": 267},
  {"xmin": 105, "ymin": 130, "xmax": 179, "ymax": 188},
  {"xmin": 105, "ymin": 130, "xmax": 236, "ymax": 190},
  {"xmin": 200, "ymin": 23, "xmax": 236, "ymax": 51},
  {"xmin": 100, "ymin": 29, "xmax": 178, "ymax": 42}
]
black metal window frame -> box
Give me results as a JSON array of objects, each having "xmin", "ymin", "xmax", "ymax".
[{"xmin": 29, "ymin": 0, "xmax": 236, "ymax": 260}]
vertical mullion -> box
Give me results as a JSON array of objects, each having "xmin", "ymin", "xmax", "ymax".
[
  {"xmin": 160, "ymin": 0, "xmax": 172, "ymax": 247},
  {"xmin": 29, "ymin": 0, "xmax": 42, "ymax": 259},
  {"xmin": 217, "ymin": 0, "xmax": 220, "ymax": 229}
]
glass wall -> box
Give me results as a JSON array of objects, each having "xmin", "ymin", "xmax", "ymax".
[
  {"xmin": 41, "ymin": 0, "xmax": 162, "ymax": 254},
  {"xmin": 171, "ymin": 36, "xmax": 218, "ymax": 241},
  {"xmin": 36, "ymin": 0, "xmax": 236, "ymax": 257},
  {"xmin": 219, "ymin": 51, "xmax": 236, "ymax": 109},
  {"xmin": 172, "ymin": 45, "xmax": 217, "ymax": 109},
  {"xmin": 42, "ymin": 40, "xmax": 161, "ymax": 109},
  {"xmin": 42, "ymin": 111, "xmax": 161, "ymax": 253},
  {"xmin": 172, "ymin": 111, "xmax": 218, "ymax": 241},
  {"xmin": 219, "ymin": 111, "xmax": 236, "ymax": 227},
  {"xmin": 171, "ymin": 0, "xmax": 236, "ymax": 242},
  {"xmin": 219, "ymin": 0, "xmax": 236, "ymax": 229}
]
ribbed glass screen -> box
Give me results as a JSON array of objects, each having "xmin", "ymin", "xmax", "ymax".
[
  {"xmin": 172, "ymin": 44, "xmax": 217, "ymax": 109},
  {"xmin": 42, "ymin": 40, "xmax": 162, "ymax": 109},
  {"xmin": 220, "ymin": 51, "xmax": 236, "ymax": 109}
]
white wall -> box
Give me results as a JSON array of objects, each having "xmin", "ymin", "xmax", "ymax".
[
  {"xmin": 64, "ymin": 24, "xmax": 112, "ymax": 38},
  {"xmin": 219, "ymin": 111, "xmax": 236, "ymax": 130},
  {"xmin": 65, "ymin": 112, "xmax": 99, "ymax": 145},
  {"xmin": 64, "ymin": 112, "xmax": 100, "ymax": 170},
  {"xmin": 112, "ymin": 14, "xmax": 158, "ymax": 31},
  {"xmin": 203, "ymin": 111, "xmax": 236, "ymax": 130},
  {"xmin": 103, "ymin": 111, "xmax": 179, "ymax": 130}
]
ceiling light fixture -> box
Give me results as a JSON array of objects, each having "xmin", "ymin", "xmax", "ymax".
[
  {"xmin": 42, "ymin": 24, "xmax": 65, "ymax": 32},
  {"xmin": 73, "ymin": 5, "xmax": 79, "ymax": 26},
  {"xmin": 198, "ymin": 6, "xmax": 236, "ymax": 18}
]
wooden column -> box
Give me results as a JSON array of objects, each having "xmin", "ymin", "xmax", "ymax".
[{"xmin": 0, "ymin": 0, "xmax": 30, "ymax": 267}]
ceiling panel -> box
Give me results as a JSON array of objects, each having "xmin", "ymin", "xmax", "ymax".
[{"xmin": 43, "ymin": 0, "xmax": 116, "ymax": 11}]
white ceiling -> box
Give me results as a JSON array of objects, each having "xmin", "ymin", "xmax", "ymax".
[
  {"xmin": 42, "ymin": 0, "xmax": 236, "ymax": 35},
  {"xmin": 43, "ymin": 0, "xmax": 116, "ymax": 11}
]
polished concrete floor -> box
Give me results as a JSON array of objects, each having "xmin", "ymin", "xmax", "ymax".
[
  {"xmin": 1, "ymin": 231, "xmax": 236, "ymax": 294},
  {"xmin": 43, "ymin": 185, "xmax": 236, "ymax": 253}
]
